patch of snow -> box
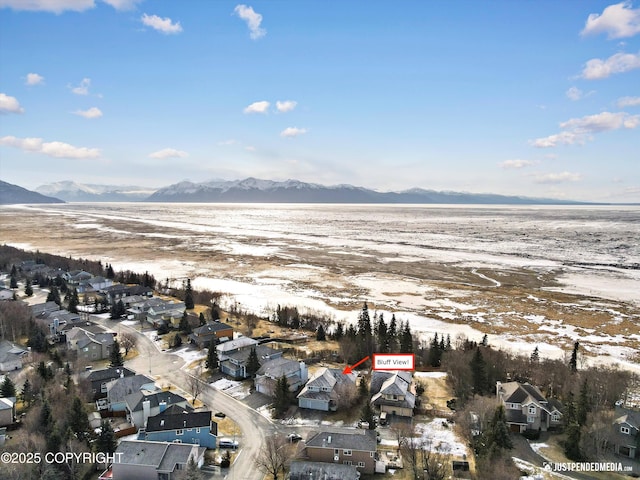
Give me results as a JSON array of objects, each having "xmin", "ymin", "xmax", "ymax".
[
  {"xmin": 414, "ymin": 371, "xmax": 448, "ymax": 379},
  {"xmin": 413, "ymin": 418, "xmax": 467, "ymax": 457}
]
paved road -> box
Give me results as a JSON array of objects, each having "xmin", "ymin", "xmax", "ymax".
[{"xmin": 92, "ymin": 316, "xmax": 273, "ymax": 480}]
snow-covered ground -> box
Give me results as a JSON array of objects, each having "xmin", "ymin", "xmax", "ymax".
[
  {"xmin": 413, "ymin": 418, "xmax": 468, "ymax": 458},
  {"xmin": 210, "ymin": 378, "xmax": 251, "ymax": 400}
]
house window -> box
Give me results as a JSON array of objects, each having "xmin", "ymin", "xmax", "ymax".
[
  {"xmin": 370, "ymin": 452, "xmax": 374, "ymax": 457},
  {"xmin": 343, "ymin": 449, "xmax": 352, "ymax": 456},
  {"xmin": 196, "ymin": 428, "xmax": 200, "ymax": 433},
  {"xmin": 527, "ymin": 416, "xmax": 535, "ymax": 423},
  {"xmin": 357, "ymin": 462, "xmax": 365, "ymax": 468},
  {"xmin": 334, "ymin": 449, "xmax": 339, "ymax": 456},
  {"xmin": 343, "ymin": 461, "xmax": 352, "ymax": 466},
  {"xmin": 176, "ymin": 429, "xmax": 183, "ymax": 435},
  {"xmin": 528, "ymin": 406, "xmax": 536, "ymax": 414},
  {"xmin": 551, "ymin": 414, "xmax": 560, "ymax": 422},
  {"xmin": 621, "ymin": 426, "xmax": 630, "ymax": 435},
  {"xmin": 174, "ymin": 439, "xmax": 182, "ymax": 443},
  {"xmin": 187, "ymin": 428, "xmax": 192, "ymax": 431}
]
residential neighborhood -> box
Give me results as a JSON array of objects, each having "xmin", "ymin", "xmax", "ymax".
[{"xmin": 0, "ymin": 248, "xmax": 639, "ymax": 480}]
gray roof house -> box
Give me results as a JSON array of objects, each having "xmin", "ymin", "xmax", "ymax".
[
  {"xmin": 103, "ymin": 374, "xmax": 155, "ymax": 412},
  {"xmin": 0, "ymin": 397, "xmax": 16, "ymax": 427},
  {"xmin": 188, "ymin": 322, "xmax": 234, "ymax": 348},
  {"xmin": 496, "ymin": 381, "xmax": 563, "ymax": 433},
  {"xmin": 305, "ymin": 430, "xmax": 379, "ymax": 475},
  {"xmin": 125, "ymin": 390, "xmax": 191, "ymax": 428},
  {"xmin": 297, "ymin": 367, "xmax": 357, "ymax": 412},
  {"xmin": 86, "ymin": 366, "xmax": 136, "ymax": 400},
  {"xmin": 112, "ymin": 440, "xmax": 205, "ymax": 480},
  {"xmin": 255, "ymin": 357, "xmax": 308, "ymax": 396},
  {"xmin": 219, "ymin": 342, "xmax": 283, "ymax": 380},
  {"xmin": 370, "ymin": 370, "xmax": 415, "ymax": 417},
  {"xmin": 0, "ymin": 340, "xmax": 29, "ymax": 372},
  {"xmin": 288, "ymin": 460, "xmax": 361, "ymax": 480},
  {"xmin": 66, "ymin": 327, "xmax": 115, "ymax": 361},
  {"xmin": 612, "ymin": 406, "xmax": 640, "ymax": 459}
]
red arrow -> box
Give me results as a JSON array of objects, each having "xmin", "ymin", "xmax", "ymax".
[{"xmin": 342, "ymin": 355, "xmax": 370, "ymax": 374}]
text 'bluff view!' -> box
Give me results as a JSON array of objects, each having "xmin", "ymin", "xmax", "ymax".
[{"xmin": 0, "ymin": 2, "xmax": 639, "ymax": 480}]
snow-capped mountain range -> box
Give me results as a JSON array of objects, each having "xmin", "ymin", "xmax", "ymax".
[{"xmin": 35, "ymin": 181, "xmax": 156, "ymax": 202}]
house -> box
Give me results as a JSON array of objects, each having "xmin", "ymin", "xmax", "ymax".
[
  {"xmin": 102, "ymin": 284, "xmax": 153, "ymax": 305},
  {"xmin": 30, "ymin": 301, "xmax": 60, "ymax": 317},
  {"xmin": 255, "ymin": 357, "xmax": 308, "ymax": 396},
  {"xmin": 305, "ymin": 430, "xmax": 379, "ymax": 475},
  {"xmin": 496, "ymin": 381, "xmax": 563, "ymax": 433},
  {"xmin": 32, "ymin": 307, "xmax": 82, "ymax": 341},
  {"xmin": 113, "ymin": 440, "xmax": 205, "ymax": 480},
  {"xmin": 297, "ymin": 367, "xmax": 356, "ymax": 412},
  {"xmin": 370, "ymin": 370, "xmax": 415, "ymax": 417},
  {"xmin": 125, "ymin": 390, "xmax": 191, "ymax": 428},
  {"xmin": 188, "ymin": 322, "xmax": 234, "ymax": 349},
  {"xmin": 612, "ymin": 406, "xmax": 640, "ymax": 459},
  {"xmin": 103, "ymin": 374, "xmax": 155, "ymax": 412},
  {"xmin": 66, "ymin": 327, "xmax": 115, "ymax": 361},
  {"xmin": 139, "ymin": 406, "xmax": 217, "ymax": 448},
  {"xmin": 0, "ymin": 340, "xmax": 29, "ymax": 372},
  {"xmin": 86, "ymin": 366, "xmax": 135, "ymax": 401},
  {"xmin": 0, "ymin": 397, "xmax": 16, "ymax": 427},
  {"xmin": 288, "ymin": 461, "xmax": 361, "ymax": 480},
  {"xmin": 146, "ymin": 301, "xmax": 186, "ymax": 328},
  {"xmin": 219, "ymin": 342, "xmax": 283, "ymax": 380},
  {"xmin": 216, "ymin": 336, "xmax": 258, "ymax": 356}
]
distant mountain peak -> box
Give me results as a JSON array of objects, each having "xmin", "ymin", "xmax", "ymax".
[{"xmin": 0, "ymin": 180, "xmax": 64, "ymax": 204}]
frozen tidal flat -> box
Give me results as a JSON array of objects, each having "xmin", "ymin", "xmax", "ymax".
[{"xmin": 2, "ymin": 203, "xmax": 639, "ymax": 371}]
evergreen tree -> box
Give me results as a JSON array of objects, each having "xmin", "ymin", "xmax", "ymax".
[
  {"xmin": 211, "ymin": 302, "xmax": 220, "ymax": 321},
  {"xmin": 569, "ymin": 341, "xmax": 579, "ymax": 373},
  {"xmin": 179, "ymin": 311, "xmax": 192, "ymax": 334},
  {"xmin": 0, "ymin": 376, "xmax": 16, "ymax": 398},
  {"xmin": 487, "ymin": 405, "xmax": 513, "ymax": 450},
  {"xmin": 531, "ymin": 345, "xmax": 540, "ymax": 363},
  {"xmin": 40, "ymin": 398, "xmax": 55, "ymax": 439},
  {"xmin": 576, "ymin": 378, "xmax": 590, "ymax": 427},
  {"xmin": 46, "ymin": 286, "xmax": 61, "ymax": 305},
  {"xmin": 96, "ymin": 420, "xmax": 117, "ymax": 455},
  {"xmin": 428, "ymin": 333, "xmax": 442, "ymax": 367},
  {"xmin": 184, "ymin": 278, "xmax": 194, "ymax": 310},
  {"xmin": 67, "ymin": 396, "xmax": 91, "ymax": 442},
  {"xmin": 28, "ymin": 325, "xmax": 48, "ymax": 353},
  {"xmin": 358, "ymin": 376, "xmax": 369, "ymax": 399},
  {"xmin": 316, "ymin": 324, "xmax": 326, "ymax": 341},
  {"xmin": 68, "ymin": 288, "xmax": 79, "ymax": 313},
  {"xmin": 332, "ymin": 322, "xmax": 344, "ymax": 341},
  {"xmin": 21, "ymin": 378, "xmax": 34, "ymax": 407},
  {"xmin": 24, "ymin": 278, "xmax": 33, "ymax": 297},
  {"xmin": 360, "ymin": 400, "xmax": 376, "ymax": 429},
  {"xmin": 110, "ymin": 299, "xmax": 125, "ymax": 319},
  {"xmin": 388, "ymin": 314, "xmax": 398, "ymax": 353},
  {"xmin": 37, "ymin": 360, "xmax": 54, "ymax": 381},
  {"xmin": 106, "ymin": 264, "xmax": 115, "ymax": 279},
  {"xmin": 375, "ymin": 313, "xmax": 388, "ymax": 353},
  {"xmin": 481, "ymin": 334, "xmax": 489, "ymax": 347},
  {"xmin": 400, "ymin": 321, "xmax": 413, "ymax": 353},
  {"xmin": 246, "ymin": 347, "xmax": 260, "ymax": 377},
  {"xmin": 470, "ymin": 347, "xmax": 488, "ymax": 396},
  {"xmin": 206, "ymin": 345, "xmax": 218, "ymax": 372},
  {"xmin": 199, "ymin": 312, "xmax": 206, "ymax": 326},
  {"xmin": 9, "ymin": 272, "xmax": 18, "ymax": 289},
  {"xmin": 110, "ymin": 339, "xmax": 124, "ymax": 367},
  {"xmin": 356, "ymin": 302, "xmax": 373, "ymax": 359},
  {"xmin": 274, "ymin": 375, "xmax": 290, "ymax": 416},
  {"xmin": 172, "ymin": 333, "xmax": 183, "ymax": 348}
]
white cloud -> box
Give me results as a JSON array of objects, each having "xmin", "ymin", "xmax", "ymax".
[
  {"xmin": 141, "ymin": 13, "xmax": 183, "ymax": 34},
  {"xmin": 234, "ymin": 4, "xmax": 266, "ymax": 39},
  {"xmin": 70, "ymin": 78, "xmax": 91, "ymax": 95},
  {"xmin": 0, "ymin": 93, "xmax": 24, "ymax": 114},
  {"xmin": 581, "ymin": 2, "xmax": 640, "ymax": 39},
  {"xmin": 532, "ymin": 111, "xmax": 639, "ymax": 147},
  {"xmin": 581, "ymin": 51, "xmax": 640, "ymax": 79},
  {"xmin": 101, "ymin": 0, "xmax": 143, "ymax": 10},
  {"xmin": 217, "ymin": 139, "xmax": 237, "ymax": 146},
  {"xmin": 566, "ymin": 86, "xmax": 583, "ymax": 101},
  {"xmin": 533, "ymin": 172, "xmax": 583, "ymax": 184},
  {"xmin": 0, "ymin": 135, "xmax": 99, "ymax": 159},
  {"xmin": 73, "ymin": 107, "xmax": 103, "ymax": 119},
  {"xmin": 500, "ymin": 159, "xmax": 534, "ymax": 169},
  {"xmin": 280, "ymin": 127, "xmax": 307, "ymax": 138},
  {"xmin": 617, "ymin": 96, "xmax": 640, "ymax": 107},
  {"xmin": 276, "ymin": 100, "xmax": 297, "ymax": 113},
  {"xmin": 0, "ymin": 0, "xmax": 95, "ymax": 13},
  {"xmin": 243, "ymin": 100, "xmax": 270, "ymax": 114},
  {"xmin": 148, "ymin": 148, "xmax": 189, "ymax": 159},
  {"xmin": 25, "ymin": 73, "xmax": 45, "ymax": 86}
]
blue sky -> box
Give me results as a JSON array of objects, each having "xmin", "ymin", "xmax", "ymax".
[{"xmin": 0, "ymin": 1, "xmax": 639, "ymax": 202}]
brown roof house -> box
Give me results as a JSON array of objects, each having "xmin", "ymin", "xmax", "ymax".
[
  {"xmin": 370, "ymin": 370, "xmax": 415, "ymax": 418},
  {"xmin": 188, "ymin": 322, "xmax": 233, "ymax": 349},
  {"xmin": 297, "ymin": 367, "xmax": 357, "ymax": 412},
  {"xmin": 496, "ymin": 381, "xmax": 563, "ymax": 433},
  {"xmin": 304, "ymin": 430, "xmax": 381, "ymax": 475}
]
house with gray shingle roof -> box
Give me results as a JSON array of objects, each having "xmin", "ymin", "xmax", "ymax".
[
  {"xmin": 0, "ymin": 397, "xmax": 16, "ymax": 427},
  {"xmin": 0, "ymin": 340, "xmax": 29, "ymax": 372},
  {"xmin": 370, "ymin": 370, "xmax": 415, "ymax": 417},
  {"xmin": 188, "ymin": 322, "xmax": 234, "ymax": 348},
  {"xmin": 139, "ymin": 406, "xmax": 217, "ymax": 448},
  {"xmin": 496, "ymin": 381, "xmax": 563, "ymax": 433},
  {"xmin": 289, "ymin": 460, "xmax": 361, "ymax": 480},
  {"xmin": 611, "ymin": 406, "xmax": 640, "ymax": 459},
  {"xmin": 66, "ymin": 326, "xmax": 115, "ymax": 361},
  {"xmin": 297, "ymin": 367, "xmax": 357, "ymax": 412},
  {"xmin": 255, "ymin": 357, "xmax": 307, "ymax": 396},
  {"xmin": 104, "ymin": 374, "xmax": 155, "ymax": 412},
  {"xmin": 305, "ymin": 430, "xmax": 379, "ymax": 474},
  {"xmin": 125, "ymin": 389, "xmax": 191, "ymax": 428},
  {"xmin": 112, "ymin": 440, "xmax": 205, "ymax": 480}
]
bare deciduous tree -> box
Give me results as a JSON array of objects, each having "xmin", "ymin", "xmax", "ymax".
[
  {"xmin": 254, "ymin": 435, "xmax": 294, "ymax": 480},
  {"xmin": 119, "ymin": 331, "xmax": 137, "ymax": 356},
  {"xmin": 188, "ymin": 364, "xmax": 204, "ymax": 404},
  {"xmin": 334, "ymin": 380, "xmax": 358, "ymax": 409}
]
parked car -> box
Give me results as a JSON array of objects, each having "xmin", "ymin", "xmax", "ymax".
[
  {"xmin": 287, "ymin": 433, "xmax": 303, "ymax": 442},
  {"xmin": 357, "ymin": 420, "xmax": 370, "ymax": 429},
  {"xmin": 214, "ymin": 412, "xmax": 226, "ymax": 418},
  {"xmin": 218, "ymin": 438, "xmax": 239, "ymax": 449},
  {"xmin": 379, "ymin": 411, "xmax": 387, "ymax": 425}
]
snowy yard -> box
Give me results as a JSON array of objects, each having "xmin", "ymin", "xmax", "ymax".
[
  {"xmin": 413, "ymin": 418, "xmax": 468, "ymax": 458},
  {"xmin": 210, "ymin": 378, "xmax": 251, "ymax": 400}
]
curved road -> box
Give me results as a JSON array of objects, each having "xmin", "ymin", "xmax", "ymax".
[{"xmin": 93, "ymin": 316, "xmax": 273, "ymax": 480}]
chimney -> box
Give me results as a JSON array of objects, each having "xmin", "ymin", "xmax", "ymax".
[
  {"xmin": 327, "ymin": 435, "xmax": 331, "ymax": 444},
  {"xmin": 159, "ymin": 401, "xmax": 167, "ymax": 413}
]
